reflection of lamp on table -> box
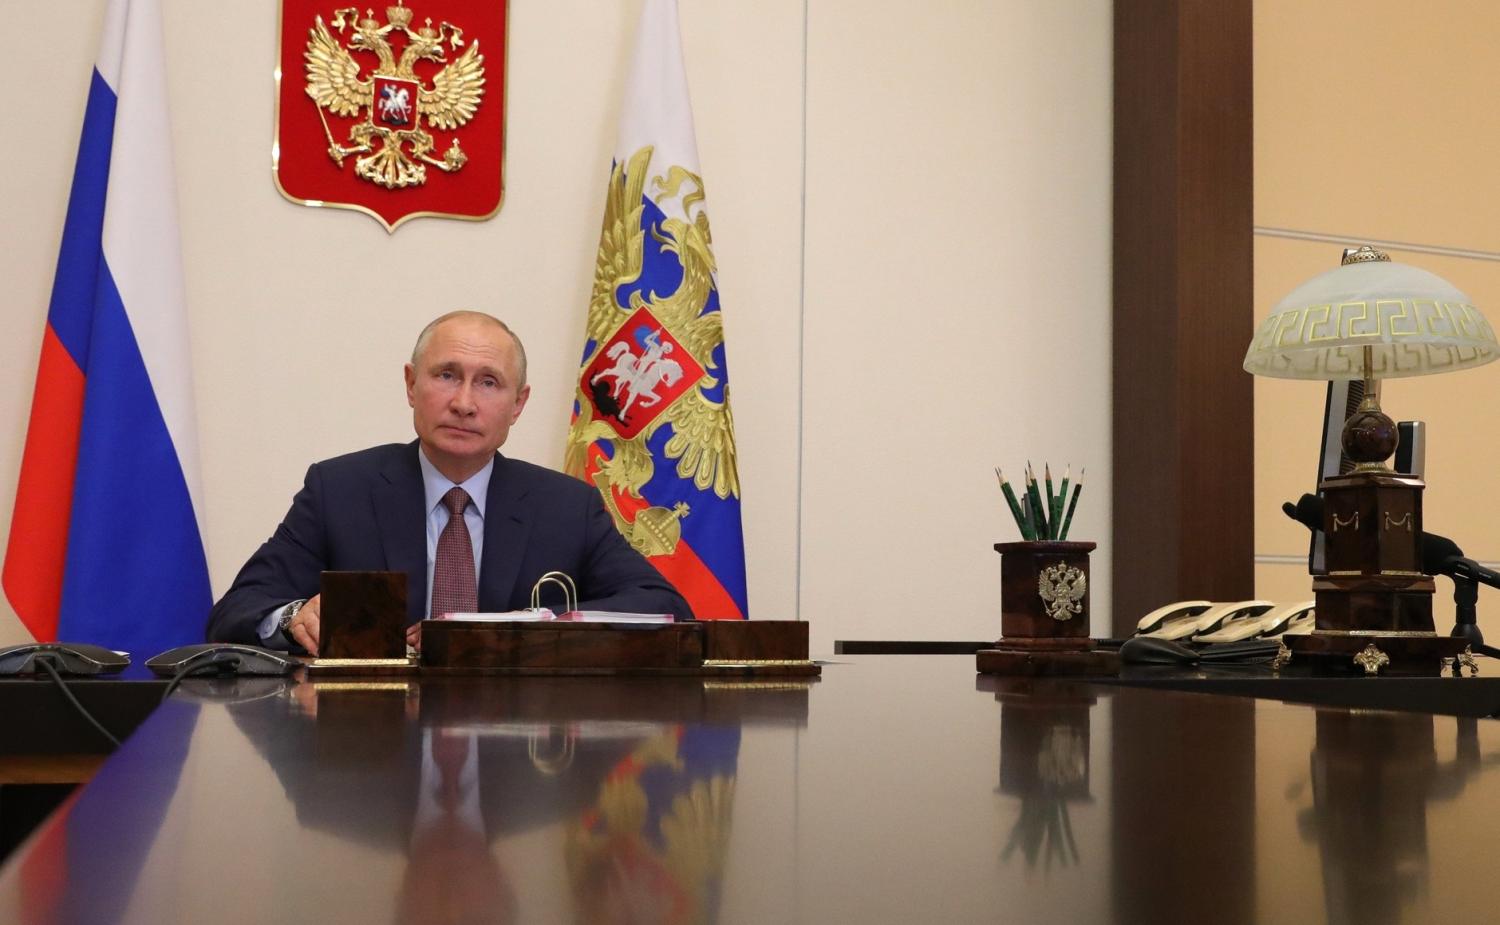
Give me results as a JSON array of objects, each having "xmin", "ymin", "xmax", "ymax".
[
  {"xmin": 1244, "ymin": 246, "xmax": 1499, "ymax": 674},
  {"xmin": 1298, "ymin": 709, "xmax": 1500, "ymax": 925}
]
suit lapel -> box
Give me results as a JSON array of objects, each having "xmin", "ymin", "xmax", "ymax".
[
  {"xmin": 374, "ymin": 443, "xmax": 428, "ymax": 625},
  {"xmin": 481, "ymin": 454, "xmax": 534, "ymax": 611}
]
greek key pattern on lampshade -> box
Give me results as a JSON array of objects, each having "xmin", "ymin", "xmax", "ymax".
[
  {"xmin": 1243, "ymin": 257, "xmax": 1500, "ymax": 381},
  {"xmin": 1244, "ymin": 299, "xmax": 1498, "ymax": 380}
]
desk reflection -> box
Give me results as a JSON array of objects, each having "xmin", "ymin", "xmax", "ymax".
[
  {"xmin": 995, "ymin": 684, "xmax": 1094, "ymax": 872},
  {"xmin": 13, "ymin": 658, "xmax": 1500, "ymax": 924},
  {"xmin": 227, "ymin": 678, "xmax": 789, "ymax": 925},
  {"xmin": 1300, "ymin": 710, "xmax": 1500, "ymax": 925}
]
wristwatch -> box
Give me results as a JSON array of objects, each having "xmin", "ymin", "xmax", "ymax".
[{"xmin": 278, "ymin": 599, "xmax": 306, "ymax": 639}]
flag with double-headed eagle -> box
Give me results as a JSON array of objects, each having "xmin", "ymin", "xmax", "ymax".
[{"xmin": 565, "ymin": 0, "xmax": 747, "ymax": 620}]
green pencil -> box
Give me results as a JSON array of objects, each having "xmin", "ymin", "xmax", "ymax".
[
  {"xmin": 1053, "ymin": 465, "xmax": 1070, "ymax": 540},
  {"xmin": 1059, "ymin": 469, "xmax": 1085, "ymax": 540},
  {"xmin": 1043, "ymin": 464, "xmax": 1056, "ymax": 540},
  {"xmin": 1025, "ymin": 464, "xmax": 1048, "ymax": 541},
  {"xmin": 994, "ymin": 468, "xmax": 1034, "ymax": 540}
]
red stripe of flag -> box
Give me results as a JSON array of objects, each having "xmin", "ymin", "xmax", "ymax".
[
  {"xmin": 648, "ymin": 543, "xmax": 745, "ymax": 621},
  {"xmin": 3, "ymin": 326, "xmax": 86, "ymax": 642},
  {"xmin": 19, "ymin": 809, "xmax": 67, "ymax": 925},
  {"xmin": 597, "ymin": 466, "xmax": 745, "ymax": 620}
]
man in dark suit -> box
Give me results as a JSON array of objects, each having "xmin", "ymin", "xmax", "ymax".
[{"xmin": 206, "ymin": 311, "xmax": 690, "ymax": 654}]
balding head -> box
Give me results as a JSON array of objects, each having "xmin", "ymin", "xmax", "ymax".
[{"xmin": 411, "ymin": 311, "xmax": 527, "ymax": 388}]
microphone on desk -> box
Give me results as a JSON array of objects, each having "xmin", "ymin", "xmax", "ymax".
[{"xmin": 1281, "ymin": 494, "xmax": 1500, "ymax": 588}]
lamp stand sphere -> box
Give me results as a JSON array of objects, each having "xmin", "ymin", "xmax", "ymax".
[{"xmin": 1341, "ymin": 405, "xmax": 1398, "ymax": 467}]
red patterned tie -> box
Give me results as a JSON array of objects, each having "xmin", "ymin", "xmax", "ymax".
[{"xmin": 430, "ymin": 487, "xmax": 477, "ymax": 618}]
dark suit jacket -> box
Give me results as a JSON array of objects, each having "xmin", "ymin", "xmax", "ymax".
[{"xmin": 205, "ymin": 442, "xmax": 692, "ymax": 643}]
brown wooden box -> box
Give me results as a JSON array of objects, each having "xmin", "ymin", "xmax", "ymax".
[
  {"xmin": 1319, "ymin": 471, "xmax": 1424, "ymax": 577},
  {"xmin": 1311, "ymin": 574, "xmax": 1435, "ymax": 633},
  {"xmin": 320, "ymin": 571, "xmax": 407, "ymax": 660},
  {"xmin": 994, "ymin": 541, "xmax": 1096, "ymax": 641},
  {"xmin": 701, "ymin": 620, "xmax": 809, "ymax": 661}
]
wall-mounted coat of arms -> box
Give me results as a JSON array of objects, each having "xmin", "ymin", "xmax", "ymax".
[{"xmin": 274, "ymin": 0, "xmax": 507, "ymax": 232}]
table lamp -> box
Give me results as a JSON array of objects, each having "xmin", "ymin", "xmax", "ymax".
[{"xmin": 1243, "ymin": 246, "xmax": 1499, "ymax": 673}]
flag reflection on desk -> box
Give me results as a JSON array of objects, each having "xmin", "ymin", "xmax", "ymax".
[
  {"xmin": 17, "ymin": 702, "xmax": 199, "ymax": 925},
  {"xmin": 567, "ymin": 725, "xmax": 741, "ymax": 923},
  {"xmin": 2, "ymin": 0, "xmax": 211, "ymax": 655},
  {"xmin": 564, "ymin": 0, "xmax": 748, "ymax": 620}
]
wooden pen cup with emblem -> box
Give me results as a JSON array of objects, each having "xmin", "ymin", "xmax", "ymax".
[
  {"xmin": 978, "ymin": 542, "xmax": 1117, "ymax": 676},
  {"xmin": 996, "ymin": 541, "xmax": 1095, "ymax": 643}
]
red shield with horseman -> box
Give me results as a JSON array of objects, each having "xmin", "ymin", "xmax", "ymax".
[{"xmin": 580, "ymin": 309, "xmax": 707, "ymax": 441}]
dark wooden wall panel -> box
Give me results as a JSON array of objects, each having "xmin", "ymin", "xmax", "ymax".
[{"xmin": 1112, "ymin": 0, "xmax": 1254, "ymax": 635}]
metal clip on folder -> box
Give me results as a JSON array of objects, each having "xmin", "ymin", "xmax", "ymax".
[{"xmin": 529, "ymin": 571, "xmax": 577, "ymax": 614}]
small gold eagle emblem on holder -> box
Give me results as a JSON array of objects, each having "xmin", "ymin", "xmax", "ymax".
[{"xmin": 1038, "ymin": 563, "xmax": 1087, "ymax": 622}]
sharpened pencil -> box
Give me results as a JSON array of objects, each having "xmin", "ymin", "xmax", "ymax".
[
  {"xmin": 995, "ymin": 468, "xmax": 1034, "ymax": 540},
  {"xmin": 1054, "ymin": 465, "xmax": 1070, "ymax": 540},
  {"xmin": 1043, "ymin": 464, "xmax": 1056, "ymax": 540},
  {"xmin": 1025, "ymin": 464, "xmax": 1048, "ymax": 541},
  {"xmin": 1059, "ymin": 469, "xmax": 1085, "ymax": 540}
]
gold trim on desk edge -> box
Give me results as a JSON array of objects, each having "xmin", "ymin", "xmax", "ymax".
[
  {"xmin": 703, "ymin": 659, "xmax": 815, "ymax": 667},
  {"xmin": 303, "ymin": 681, "xmax": 416, "ymax": 692},
  {"xmin": 702, "ymin": 681, "xmax": 816, "ymax": 692},
  {"xmin": 1307, "ymin": 629, "xmax": 1442, "ymax": 638},
  {"xmin": 307, "ymin": 658, "xmax": 418, "ymax": 668}
]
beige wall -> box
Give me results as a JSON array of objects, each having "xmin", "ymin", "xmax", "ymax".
[
  {"xmin": 0, "ymin": 0, "xmax": 1113, "ymax": 654},
  {"xmin": 1254, "ymin": 1, "xmax": 1500, "ymax": 633}
]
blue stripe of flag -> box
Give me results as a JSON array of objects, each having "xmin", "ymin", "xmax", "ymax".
[
  {"xmin": 49, "ymin": 67, "xmax": 211, "ymax": 655},
  {"xmin": 49, "ymin": 70, "xmax": 116, "ymax": 366}
]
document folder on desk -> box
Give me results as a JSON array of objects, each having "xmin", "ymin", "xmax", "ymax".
[{"xmin": 439, "ymin": 611, "xmax": 676, "ymax": 625}]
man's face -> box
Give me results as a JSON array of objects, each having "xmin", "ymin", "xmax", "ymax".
[{"xmin": 405, "ymin": 317, "xmax": 531, "ymax": 480}]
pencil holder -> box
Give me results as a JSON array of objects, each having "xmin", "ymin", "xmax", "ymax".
[{"xmin": 994, "ymin": 541, "xmax": 1095, "ymax": 643}]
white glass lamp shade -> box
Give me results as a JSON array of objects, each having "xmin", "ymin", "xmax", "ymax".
[{"xmin": 1243, "ymin": 258, "xmax": 1499, "ymax": 380}]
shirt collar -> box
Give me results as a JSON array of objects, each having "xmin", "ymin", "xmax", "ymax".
[{"xmin": 417, "ymin": 448, "xmax": 493, "ymax": 520}]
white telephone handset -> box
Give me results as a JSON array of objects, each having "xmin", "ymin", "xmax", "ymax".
[{"xmin": 1138, "ymin": 600, "xmax": 1273, "ymax": 641}]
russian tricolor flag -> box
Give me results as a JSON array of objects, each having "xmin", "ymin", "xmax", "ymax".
[
  {"xmin": 566, "ymin": 0, "xmax": 748, "ymax": 620},
  {"xmin": 3, "ymin": 0, "xmax": 211, "ymax": 656}
]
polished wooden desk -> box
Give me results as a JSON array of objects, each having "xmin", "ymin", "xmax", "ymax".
[
  {"xmin": 1, "ymin": 655, "xmax": 1498, "ymax": 923},
  {"xmin": 0, "ymin": 675, "xmax": 164, "ymax": 784}
]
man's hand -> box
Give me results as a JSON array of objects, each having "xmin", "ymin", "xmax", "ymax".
[
  {"xmin": 406, "ymin": 621, "xmax": 422, "ymax": 655},
  {"xmin": 288, "ymin": 594, "xmax": 322, "ymax": 656}
]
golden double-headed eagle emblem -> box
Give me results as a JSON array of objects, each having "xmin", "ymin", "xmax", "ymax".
[
  {"xmin": 303, "ymin": 1, "xmax": 485, "ymax": 189},
  {"xmin": 1038, "ymin": 564, "xmax": 1087, "ymax": 622}
]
